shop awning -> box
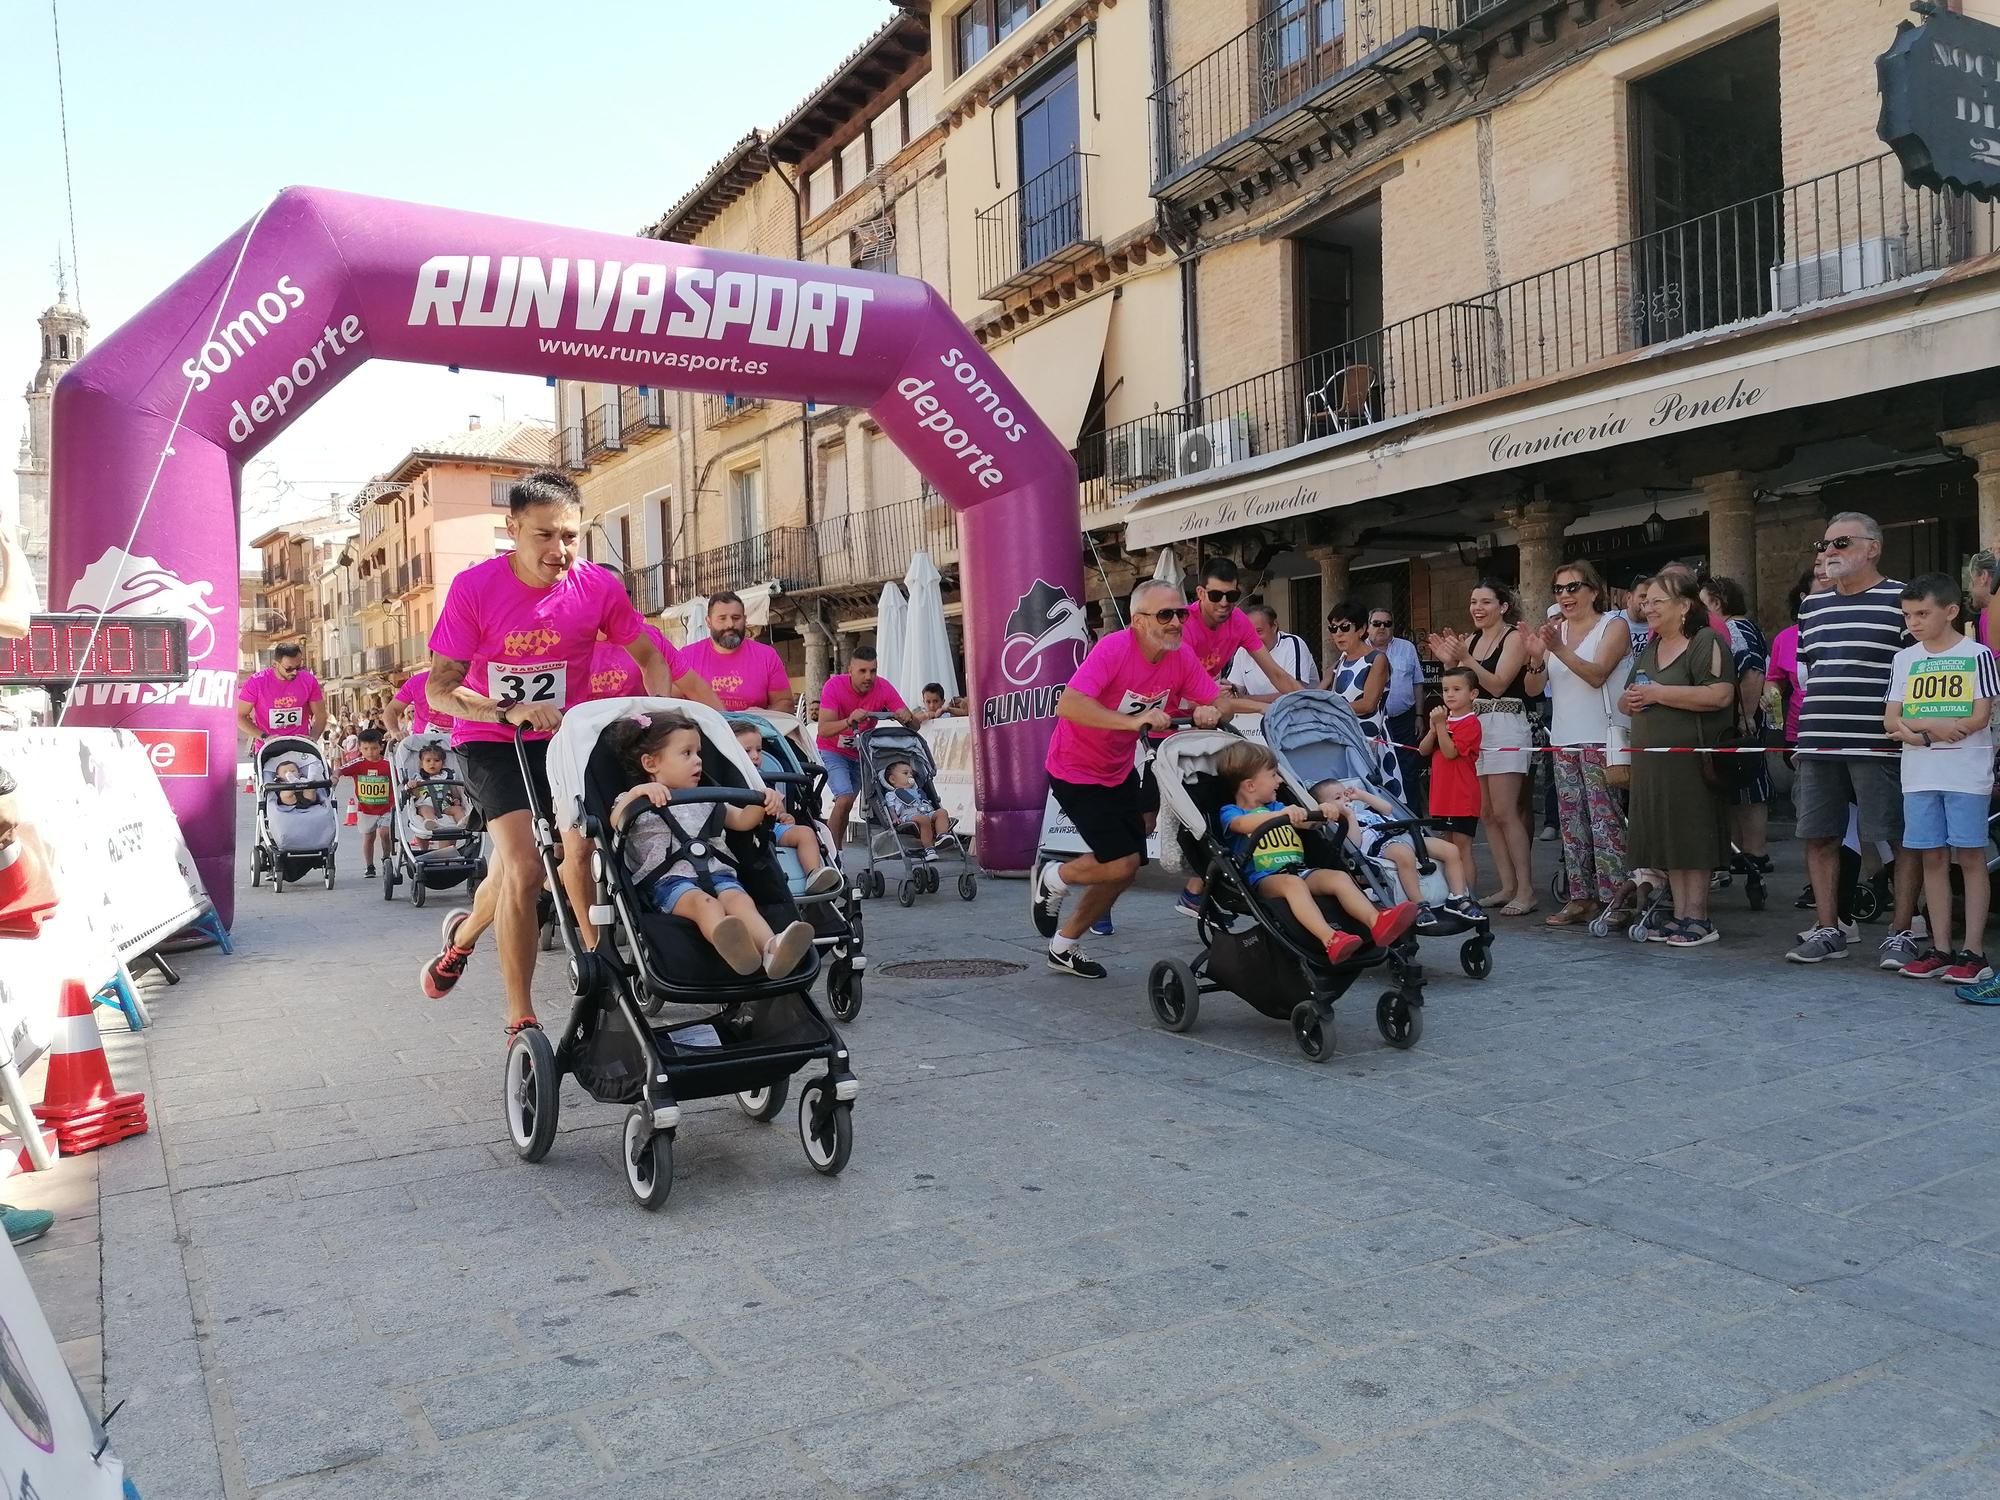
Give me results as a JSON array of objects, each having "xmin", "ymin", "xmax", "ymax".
[
  {"xmin": 988, "ymin": 293, "xmax": 1115, "ymax": 449},
  {"xmin": 1121, "ymin": 268, "xmax": 2000, "ymax": 550}
]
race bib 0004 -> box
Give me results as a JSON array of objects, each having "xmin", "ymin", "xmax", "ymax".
[
  {"xmin": 1905, "ymin": 655, "xmax": 1978, "ymax": 719},
  {"xmin": 491, "ymin": 661, "xmax": 569, "ymax": 709}
]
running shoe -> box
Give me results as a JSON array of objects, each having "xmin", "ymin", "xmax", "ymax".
[
  {"xmin": 1794, "ymin": 884, "xmax": 1815, "ymax": 910},
  {"xmin": 1174, "ymin": 890, "xmax": 1204, "ymax": 919},
  {"xmin": 1795, "ymin": 919, "xmax": 1858, "ymax": 946},
  {"xmin": 2, "ymin": 1205, "xmax": 53, "ymax": 1247},
  {"xmin": 1938, "ymin": 951, "xmax": 1994, "ymax": 986},
  {"xmin": 1666, "ymin": 919, "xmax": 1719, "ymax": 947},
  {"xmin": 1787, "ymin": 926, "xmax": 1849, "ymax": 963},
  {"xmin": 1047, "ymin": 946, "xmax": 1107, "ymax": 980},
  {"xmin": 1899, "ymin": 949, "xmax": 1953, "ymax": 981},
  {"xmin": 1089, "ymin": 917, "xmax": 1114, "ymax": 936},
  {"xmin": 1956, "ymin": 970, "xmax": 2000, "ymax": 1005},
  {"xmin": 1878, "ymin": 929, "xmax": 1922, "ymax": 972},
  {"xmin": 803, "ymin": 867, "xmax": 843, "ymax": 897},
  {"xmin": 421, "ymin": 910, "xmax": 474, "ymax": 999},
  {"xmin": 1034, "ymin": 863, "xmax": 1067, "ymax": 935},
  {"xmin": 922, "ymin": 849, "xmax": 939, "ymax": 863},
  {"xmin": 364, "ymin": 865, "xmax": 377, "ymax": 879}
]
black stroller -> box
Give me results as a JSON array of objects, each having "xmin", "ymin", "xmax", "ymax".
[
  {"xmin": 381, "ymin": 729, "xmax": 486, "ymax": 907},
  {"xmin": 249, "ymin": 735, "xmax": 338, "ymax": 892},
  {"xmin": 729, "ymin": 710, "xmax": 866, "ymax": 1022},
  {"xmin": 507, "ymin": 697, "xmax": 859, "ymax": 1210},
  {"xmin": 1147, "ymin": 724, "xmax": 1429, "ymax": 1060},
  {"xmin": 851, "ymin": 722, "xmax": 976, "ymax": 906}
]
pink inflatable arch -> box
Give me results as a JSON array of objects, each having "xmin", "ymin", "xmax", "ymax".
[{"xmin": 49, "ymin": 187, "xmax": 1082, "ymax": 926}]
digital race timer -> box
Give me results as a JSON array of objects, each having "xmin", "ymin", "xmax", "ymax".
[{"xmin": 0, "ymin": 613, "xmax": 191, "ymax": 687}]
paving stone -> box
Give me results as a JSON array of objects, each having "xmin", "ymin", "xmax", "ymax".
[
  {"xmin": 1675, "ymin": 1298, "xmax": 1929, "ymax": 1394},
  {"xmin": 1262, "ymin": 1334, "xmax": 1535, "ymax": 1446},
  {"xmin": 1554, "ymin": 1447, "xmax": 1816, "ymax": 1499},
  {"xmin": 1043, "ymin": 1310, "xmax": 1333, "ymax": 1413},
  {"xmin": 993, "ymin": 1392, "xmax": 1322, "ymax": 1498},
  {"xmin": 1243, "ymin": 1418, "xmax": 1577, "ymax": 1498},
  {"xmin": 792, "ymin": 1371, "xmax": 1095, "ymax": 1491},
  {"xmin": 258, "ymin": 1419, "xmax": 606, "ymax": 1500},
  {"xmin": 1498, "ymin": 1349, "xmax": 1777, "ymax": 1463},
  {"xmin": 1267, "ymin": 1212, "xmax": 1504, "ymax": 1286},
  {"xmin": 1454, "ymin": 1227, "xmax": 1680, "ymax": 1296},
  {"xmin": 1724, "ymin": 1377, "xmax": 2000, "ymax": 1496}
]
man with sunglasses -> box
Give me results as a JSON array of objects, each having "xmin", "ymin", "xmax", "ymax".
[
  {"xmin": 1184, "ymin": 559, "xmax": 1307, "ymax": 699},
  {"xmin": 1037, "ymin": 579, "xmax": 1258, "ymax": 978},
  {"xmin": 1365, "ymin": 608, "xmax": 1425, "ymax": 803},
  {"xmin": 1788, "ymin": 512, "xmax": 1919, "ymax": 969}
]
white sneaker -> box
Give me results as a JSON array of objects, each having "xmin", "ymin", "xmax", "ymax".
[
  {"xmin": 923, "ymin": 849, "xmax": 939, "ymax": 863},
  {"xmin": 1795, "ymin": 919, "xmax": 1858, "ymax": 945}
]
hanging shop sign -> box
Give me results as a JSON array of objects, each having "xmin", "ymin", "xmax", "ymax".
[{"xmin": 1879, "ymin": 5, "xmax": 2000, "ymax": 201}]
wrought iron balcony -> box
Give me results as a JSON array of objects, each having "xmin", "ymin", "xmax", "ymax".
[
  {"xmin": 810, "ymin": 495, "xmax": 962, "ymax": 592},
  {"xmin": 703, "ymin": 392, "xmax": 768, "ymax": 427},
  {"xmin": 976, "ymin": 151, "xmax": 1098, "ymax": 299},
  {"xmin": 581, "ymin": 402, "xmax": 625, "ymax": 464},
  {"xmin": 1093, "ymin": 152, "xmax": 1996, "ymax": 505},
  {"xmin": 555, "ymin": 425, "xmax": 586, "ymax": 472},
  {"xmin": 619, "ymin": 385, "xmax": 669, "ymax": 439},
  {"xmin": 681, "ymin": 527, "xmax": 818, "ymax": 597},
  {"xmin": 366, "ymin": 645, "xmax": 397, "ymax": 672}
]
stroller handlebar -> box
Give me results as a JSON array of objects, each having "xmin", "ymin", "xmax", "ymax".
[{"xmin": 614, "ymin": 786, "xmax": 768, "ymax": 835}]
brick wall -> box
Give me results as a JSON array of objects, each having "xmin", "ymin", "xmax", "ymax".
[
  {"xmin": 1196, "ymin": 236, "xmax": 1294, "ymax": 398},
  {"xmin": 1163, "ymin": 0, "xmax": 1257, "ymax": 80}
]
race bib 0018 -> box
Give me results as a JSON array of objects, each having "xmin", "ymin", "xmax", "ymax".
[
  {"xmin": 1905, "ymin": 655, "xmax": 1978, "ymax": 719},
  {"xmin": 491, "ymin": 661, "xmax": 569, "ymax": 709},
  {"xmin": 267, "ymin": 705, "xmax": 305, "ymax": 729}
]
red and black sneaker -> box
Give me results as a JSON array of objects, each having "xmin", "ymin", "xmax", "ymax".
[
  {"xmin": 1322, "ymin": 931, "xmax": 1362, "ymax": 967},
  {"xmin": 421, "ymin": 910, "xmax": 475, "ymax": 1000}
]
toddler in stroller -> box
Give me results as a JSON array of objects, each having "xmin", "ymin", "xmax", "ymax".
[
  {"xmin": 404, "ymin": 744, "xmax": 471, "ymax": 851},
  {"xmin": 730, "ymin": 721, "xmax": 842, "ymax": 897},
  {"xmin": 883, "ymin": 760, "xmax": 957, "ymax": 858},
  {"xmin": 853, "ymin": 723, "xmax": 977, "ymax": 906},
  {"xmin": 250, "ymin": 736, "xmax": 339, "ymax": 891},
  {"xmin": 383, "ymin": 732, "xmax": 485, "ymax": 906},
  {"xmin": 1311, "ymin": 781, "xmax": 1483, "ymax": 925}
]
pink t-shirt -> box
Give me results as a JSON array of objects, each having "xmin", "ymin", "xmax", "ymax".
[
  {"xmin": 586, "ymin": 625, "xmax": 683, "ymax": 700},
  {"xmin": 238, "ymin": 667, "xmax": 323, "ymax": 735},
  {"xmin": 1181, "ymin": 607, "xmax": 1260, "ymax": 678},
  {"xmin": 817, "ymin": 674, "xmax": 908, "ymax": 759},
  {"xmin": 429, "ymin": 556, "xmax": 643, "ymax": 744},
  {"xmin": 1769, "ymin": 624, "xmax": 1802, "ymax": 744},
  {"xmin": 393, "ymin": 670, "xmax": 454, "ymax": 734},
  {"xmin": 679, "ymin": 636, "xmax": 793, "ymax": 711},
  {"xmin": 1044, "ymin": 630, "xmax": 1219, "ymax": 786}
]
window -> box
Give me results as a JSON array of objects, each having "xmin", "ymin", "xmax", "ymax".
[
  {"xmin": 490, "ymin": 476, "xmax": 513, "ymax": 507},
  {"xmin": 840, "ymin": 134, "xmax": 870, "ymax": 195},
  {"xmin": 728, "ymin": 465, "xmax": 763, "ymax": 543},
  {"xmin": 870, "ymin": 105, "xmax": 905, "ymax": 167},
  {"xmin": 807, "ymin": 163, "xmax": 834, "ymax": 218},
  {"xmin": 955, "ymin": 0, "xmax": 1042, "ymax": 74},
  {"xmin": 820, "ymin": 443, "xmax": 850, "ymax": 518}
]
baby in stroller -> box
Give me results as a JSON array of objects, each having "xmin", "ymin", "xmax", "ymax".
[
  {"xmin": 404, "ymin": 743, "xmax": 471, "ymax": 852},
  {"xmin": 731, "ymin": 721, "xmax": 842, "ymax": 896},
  {"xmin": 608, "ymin": 709, "xmax": 817, "ymax": 978},
  {"xmin": 1218, "ymin": 742, "xmax": 1420, "ymax": 965},
  {"xmin": 273, "ymin": 760, "xmax": 322, "ymax": 806},
  {"xmin": 1310, "ymin": 778, "xmax": 1483, "ymax": 925},
  {"xmin": 882, "ymin": 759, "xmax": 958, "ymax": 860}
]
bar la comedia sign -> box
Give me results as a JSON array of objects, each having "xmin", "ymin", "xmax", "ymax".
[{"xmin": 1879, "ymin": 4, "xmax": 2000, "ymax": 200}]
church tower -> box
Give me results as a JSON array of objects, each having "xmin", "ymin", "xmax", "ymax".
[{"xmin": 12, "ymin": 281, "xmax": 88, "ymax": 599}]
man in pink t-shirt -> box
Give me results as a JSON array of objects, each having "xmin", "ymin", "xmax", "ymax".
[
  {"xmin": 1035, "ymin": 580, "xmax": 1257, "ymax": 979},
  {"xmin": 1181, "ymin": 558, "xmax": 1307, "ymax": 696},
  {"xmin": 392, "ymin": 668, "xmax": 454, "ymax": 737},
  {"xmin": 586, "ymin": 623, "xmax": 723, "ymax": 708},
  {"xmin": 416, "ymin": 470, "xmax": 678, "ymax": 1034},
  {"xmin": 237, "ymin": 643, "xmax": 326, "ymax": 746},
  {"xmin": 816, "ymin": 644, "xmax": 917, "ymax": 850},
  {"xmin": 678, "ymin": 591, "xmax": 794, "ymax": 711}
]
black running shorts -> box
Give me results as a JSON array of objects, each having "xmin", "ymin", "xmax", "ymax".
[
  {"xmin": 459, "ymin": 738, "xmax": 551, "ymax": 822},
  {"xmin": 1050, "ymin": 769, "xmax": 1157, "ymax": 865}
]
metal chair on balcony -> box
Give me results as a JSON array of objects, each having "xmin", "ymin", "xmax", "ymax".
[{"xmin": 1304, "ymin": 363, "xmax": 1377, "ymax": 438}]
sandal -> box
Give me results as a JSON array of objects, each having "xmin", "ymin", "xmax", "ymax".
[
  {"xmin": 1544, "ymin": 901, "xmax": 1593, "ymax": 927},
  {"xmin": 1500, "ymin": 899, "xmax": 1540, "ymax": 918},
  {"xmin": 504, "ymin": 1017, "xmax": 541, "ymax": 1041},
  {"xmin": 1477, "ymin": 890, "xmax": 1515, "ymax": 909}
]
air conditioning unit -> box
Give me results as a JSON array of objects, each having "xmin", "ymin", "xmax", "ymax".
[
  {"xmin": 1109, "ymin": 429, "xmax": 1174, "ymax": 487},
  {"xmin": 1770, "ymin": 236, "xmax": 1908, "ymax": 311},
  {"xmin": 1176, "ymin": 416, "xmax": 1253, "ymax": 476}
]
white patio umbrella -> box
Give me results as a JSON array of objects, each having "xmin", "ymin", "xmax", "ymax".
[
  {"xmin": 899, "ymin": 551, "xmax": 959, "ymax": 703},
  {"xmin": 875, "ymin": 579, "xmax": 909, "ymax": 695},
  {"xmin": 1151, "ymin": 546, "xmax": 1185, "ymax": 591}
]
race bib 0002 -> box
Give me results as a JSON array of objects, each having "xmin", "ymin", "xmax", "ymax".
[
  {"xmin": 491, "ymin": 661, "xmax": 569, "ymax": 709},
  {"xmin": 1905, "ymin": 655, "xmax": 1978, "ymax": 720}
]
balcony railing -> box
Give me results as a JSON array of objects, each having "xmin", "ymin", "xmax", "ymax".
[
  {"xmin": 812, "ymin": 495, "xmax": 962, "ymax": 592},
  {"xmin": 703, "ymin": 392, "xmax": 768, "ymax": 427},
  {"xmin": 582, "ymin": 402, "xmax": 624, "ymax": 463},
  {"xmin": 619, "ymin": 385, "xmax": 668, "ymax": 438},
  {"xmin": 1092, "ymin": 152, "xmax": 1997, "ymax": 503},
  {"xmin": 977, "ymin": 151, "xmax": 1098, "ymax": 299},
  {"xmin": 366, "ymin": 645, "xmax": 397, "ymax": 672},
  {"xmin": 679, "ymin": 527, "xmax": 818, "ymax": 599},
  {"xmin": 556, "ymin": 425, "xmax": 586, "ymax": 472},
  {"xmin": 1154, "ymin": 0, "xmax": 1508, "ymax": 185}
]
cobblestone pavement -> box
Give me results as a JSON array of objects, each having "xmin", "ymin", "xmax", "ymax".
[{"xmin": 23, "ymin": 803, "xmax": 2000, "ymax": 1498}]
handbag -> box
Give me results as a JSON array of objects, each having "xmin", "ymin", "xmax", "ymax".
[{"xmin": 1597, "ymin": 621, "xmax": 1634, "ymax": 789}]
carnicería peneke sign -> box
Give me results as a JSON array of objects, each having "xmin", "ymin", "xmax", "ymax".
[{"xmin": 1879, "ymin": 4, "xmax": 2000, "ymax": 201}]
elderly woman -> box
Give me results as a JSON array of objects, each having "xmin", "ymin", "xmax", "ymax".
[
  {"xmin": 1523, "ymin": 561, "xmax": 1631, "ymax": 926},
  {"xmin": 1620, "ymin": 573, "xmax": 1736, "ymax": 947},
  {"xmin": 1701, "ymin": 575, "xmax": 1771, "ymax": 877},
  {"xmin": 1427, "ymin": 581, "xmax": 1534, "ymax": 914}
]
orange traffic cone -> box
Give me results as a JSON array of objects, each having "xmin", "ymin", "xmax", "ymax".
[
  {"xmin": 0, "ymin": 834, "xmax": 58, "ymax": 937},
  {"xmin": 1, "ymin": 1127, "xmax": 58, "ymax": 1178},
  {"xmin": 345, "ymin": 793, "xmax": 358, "ymax": 828},
  {"xmin": 34, "ymin": 980, "xmax": 148, "ymax": 1153}
]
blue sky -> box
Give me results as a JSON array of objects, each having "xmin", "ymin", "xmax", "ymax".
[{"xmin": 2, "ymin": 0, "xmax": 897, "ymax": 547}]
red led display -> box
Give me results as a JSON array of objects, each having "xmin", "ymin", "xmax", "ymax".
[{"xmin": 0, "ymin": 613, "xmax": 191, "ymax": 686}]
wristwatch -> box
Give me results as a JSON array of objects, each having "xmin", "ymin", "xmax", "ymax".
[{"xmin": 1919, "ymin": 730, "xmax": 1934, "ymax": 747}]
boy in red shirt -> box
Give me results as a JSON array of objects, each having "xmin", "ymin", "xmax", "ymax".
[
  {"xmin": 335, "ymin": 727, "xmax": 395, "ymax": 878},
  {"xmin": 1419, "ymin": 667, "xmax": 1483, "ymax": 870}
]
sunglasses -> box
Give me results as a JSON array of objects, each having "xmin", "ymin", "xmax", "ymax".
[
  {"xmin": 1202, "ymin": 588, "xmax": 1241, "ymax": 603},
  {"xmin": 1328, "ymin": 619, "xmax": 1359, "ymax": 633},
  {"xmin": 1143, "ymin": 607, "xmax": 1191, "ymax": 623},
  {"xmin": 1814, "ymin": 536, "xmax": 1859, "ymax": 553},
  {"xmin": 1367, "ymin": 618, "xmax": 1392, "ymax": 628},
  {"xmin": 1551, "ymin": 581, "xmax": 1590, "ymax": 596}
]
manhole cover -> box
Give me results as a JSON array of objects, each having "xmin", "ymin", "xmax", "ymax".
[{"xmin": 878, "ymin": 958, "xmax": 1027, "ymax": 980}]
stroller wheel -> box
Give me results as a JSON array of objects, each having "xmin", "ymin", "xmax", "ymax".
[
  {"xmin": 1290, "ymin": 1001, "xmax": 1333, "ymax": 1063},
  {"xmin": 1550, "ymin": 868, "xmax": 1570, "ymax": 904},
  {"xmin": 412, "ymin": 878, "xmax": 427, "ymax": 909},
  {"xmin": 798, "ymin": 1079, "xmax": 854, "ymax": 1175},
  {"xmin": 957, "ymin": 871, "xmax": 977, "ymax": 901},
  {"xmin": 1376, "ymin": 992, "xmax": 1423, "ymax": 1049},
  {"xmin": 916, "ymin": 865, "xmax": 936, "ymax": 895},
  {"xmin": 1459, "ymin": 941, "xmax": 1492, "ymax": 981},
  {"xmin": 1747, "ymin": 876, "xmax": 1767, "ymax": 912},
  {"xmin": 897, "ymin": 878, "xmax": 917, "ymax": 908},
  {"xmin": 871, "ymin": 869, "xmax": 887, "ymax": 900},
  {"xmin": 1147, "ymin": 959, "xmax": 1201, "ymax": 1033},
  {"xmin": 539, "ymin": 918, "xmax": 559, "ymax": 953},
  {"xmin": 1626, "ymin": 915, "xmax": 1652, "ymax": 943},
  {"xmin": 505, "ymin": 1024, "xmax": 560, "ymax": 1163},
  {"xmin": 623, "ymin": 1106, "xmax": 673, "ymax": 1209},
  {"xmin": 1587, "ymin": 913, "xmax": 1612, "ymax": 939},
  {"xmin": 323, "ymin": 865, "xmax": 335, "ymax": 890},
  {"xmin": 382, "ymin": 862, "xmax": 396, "ymax": 902},
  {"xmin": 1854, "ymin": 877, "xmax": 1886, "ymax": 924},
  {"xmin": 827, "ymin": 959, "xmax": 863, "ymax": 1022},
  {"xmin": 736, "ymin": 1079, "xmax": 788, "ymax": 1122}
]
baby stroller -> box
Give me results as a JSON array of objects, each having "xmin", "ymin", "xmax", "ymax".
[
  {"xmin": 1263, "ymin": 691, "xmax": 1495, "ymax": 980},
  {"xmin": 1148, "ymin": 724, "xmax": 1428, "ymax": 1060},
  {"xmin": 851, "ymin": 723, "xmax": 976, "ymax": 907},
  {"xmin": 381, "ymin": 730, "xmax": 486, "ymax": 908},
  {"xmin": 729, "ymin": 710, "xmax": 865, "ymax": 1022},
  {"xmin": 248, "ymin": 736, "xmax": 338, "ymax": 892},
  {"xmin": 512, "ymin": 697, "xmax": 859, "ymax": 1209}
]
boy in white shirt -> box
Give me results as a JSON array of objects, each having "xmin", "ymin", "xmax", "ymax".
[{"xmin": 1885, "ymin": 572, "xmax": 2000, "ymax": 986}]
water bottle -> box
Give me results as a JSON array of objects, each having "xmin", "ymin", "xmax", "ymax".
[{"xmin": 1630, "ymin": 670, "xmax": 1652, "ymax": 711}]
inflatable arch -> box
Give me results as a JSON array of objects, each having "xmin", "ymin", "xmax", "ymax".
[{"xmin": 49, "ymin": 187, "xmax": 1083, "ymax": 925}]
